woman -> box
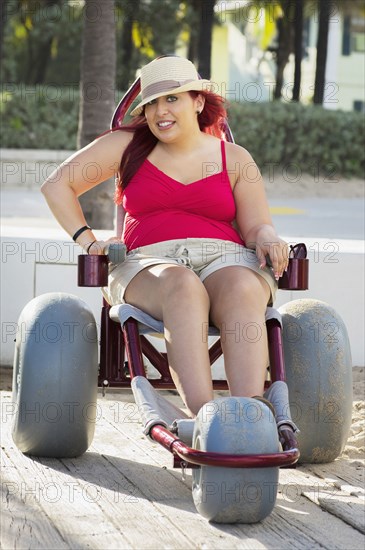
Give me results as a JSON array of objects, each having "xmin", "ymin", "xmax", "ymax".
[{"xmin": 42, "ymin": 56, "xmax": 288, "ymax": 416}]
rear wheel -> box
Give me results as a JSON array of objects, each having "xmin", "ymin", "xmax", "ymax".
[
  {"xmin": 279, "ymin": 299, "xmax": 353, "ymax": 463},
  {"xmin": 12, "ymin": 293, "xmax": 99, "ymax": 458}
]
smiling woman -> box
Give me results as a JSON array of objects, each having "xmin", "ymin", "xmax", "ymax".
[
  {"xmin": 41, "ymin": 55, "xmax": 289, "ymax": 416},
  {"xmin": 115, "ymin": 87, "xmax": 227, "ymax": 199}
]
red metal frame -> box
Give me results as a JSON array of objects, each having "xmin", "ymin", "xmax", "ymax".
[
  {"xmin": 99, "ymin": 299, "xmax": 230, "ymax": 390},
  {"xmin": 151, "ymin": 424, "xmax": 298, "ymax": 468},
  {"xmin": 96, "ymin": 295, "xmax": 301, "ymax": 468},
  {"xmin": 82, "ymin": 79, "xmax": 306, "ymax": 470},
  {"xmin": 96, "ymin": 304, "xmax": 300, "ymax": 468}
]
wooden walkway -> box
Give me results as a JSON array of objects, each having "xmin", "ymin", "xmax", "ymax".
[{"xmin": 1, "ymin": 388, "xmax": 364, "ymax": 550}]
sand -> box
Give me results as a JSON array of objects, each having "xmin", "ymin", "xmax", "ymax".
[{"xmin": 343, "ymin": 366, "xmax": 365, "ymax": 460}]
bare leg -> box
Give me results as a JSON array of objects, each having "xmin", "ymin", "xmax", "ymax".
[
  {"xmin": 203, "ymin": 266, "xmax": 271, "ymax": 397},
  {"xmin": 125, "ymin": 264, "xmax": 213, "ymax": 415}
]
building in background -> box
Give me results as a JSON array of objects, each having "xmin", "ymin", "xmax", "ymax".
[{"xmin": 208, "ymin": 0, "xmax": 365, "ymax": 111}]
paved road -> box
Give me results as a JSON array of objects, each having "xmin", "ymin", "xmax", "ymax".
[
  {"xmin": 268, "ymin": 197, "xmax": 364, "ymax": 240},
  {"xmin": 1, "ymin": 189, "xmax": 364, "ymax": 240}
]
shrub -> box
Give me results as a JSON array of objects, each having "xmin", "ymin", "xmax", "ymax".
[
  {"xmin": 0, "ymin": 85, "xmax": 79, "ymax": 150},
  {"xmin": 228, "ymin": 100, "xmax": 365, "ymax": 178}
]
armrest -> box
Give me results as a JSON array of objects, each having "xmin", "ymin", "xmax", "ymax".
[
  {"xmin": 77, "ymin": 243, "xmax": 309, "ymax": 290},
  {"xmin": 78, "ymin": 243, "xmax": 127, "ymax": 287}
]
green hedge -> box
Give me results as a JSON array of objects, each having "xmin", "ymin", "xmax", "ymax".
[
  {"xmin": 1, "ymin": 85, "xmax": 364, "ymax": 177},
  {"xmin": 228, "ymin": 101, "xmax": 365, "ymax": 178},
  {"xmin": 1, "ymin": 85, "xmax": 79, "ymax": 150}
]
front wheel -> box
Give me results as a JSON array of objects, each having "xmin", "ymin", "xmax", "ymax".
[{"xmin": 192, "ymin": 397, "xmax": 280, "ymax": 523}]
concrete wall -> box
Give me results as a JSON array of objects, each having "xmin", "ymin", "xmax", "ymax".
[
  {"xmin": 1, "ymin": 230, "xmax": 363, "ymax": 367},
  {"xmin": 1, "ymin": 149, "xmax": 74, "ymax": 189}
]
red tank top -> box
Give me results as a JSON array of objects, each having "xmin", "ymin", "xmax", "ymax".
[{"xmin": 122, "ymin": 141, "xmax": 244, "ymax": 250}]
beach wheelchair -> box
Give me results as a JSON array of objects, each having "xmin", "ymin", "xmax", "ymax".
[{"xmin": 11, "ymin": 79, "xmax": 353, "ymax": 523}]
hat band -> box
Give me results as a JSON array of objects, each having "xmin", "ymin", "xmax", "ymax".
[{"xmin": 141, "ymin": 79, "xmax": 196, "ymax": 100}]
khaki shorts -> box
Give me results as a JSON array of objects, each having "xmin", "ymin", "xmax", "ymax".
[{"xmin": 102, "ymin": 238, "xmax": 277, "ymax": 306}]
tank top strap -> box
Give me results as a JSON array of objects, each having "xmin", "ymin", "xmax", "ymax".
[{"xmin": 220, "ymin": 140, "xmax": 227, "ymax": 171}]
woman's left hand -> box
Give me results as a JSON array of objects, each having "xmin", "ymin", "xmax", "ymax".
[{"xmin": 254, "ymin": 226, "xmax": 289, "ymax": 280}]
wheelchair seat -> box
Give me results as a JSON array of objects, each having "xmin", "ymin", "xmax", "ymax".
[{"xmin": 109, "ymin": 303, "xmax": 283, "ymax": 335}]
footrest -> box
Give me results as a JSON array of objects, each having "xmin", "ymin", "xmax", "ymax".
[
  {"xmin": 131, "ymin": 376, "xmax": 190, "ymax": 438},
  {"xmin": 264, "ymin": 381, "xmax": 300, "ymax": 433}
]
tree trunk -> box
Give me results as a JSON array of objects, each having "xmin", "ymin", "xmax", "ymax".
[
  {"xmin": 197, "ymin": 0, "xmax": 216, "ymax": 79},
  {"xmin": 119, "ymin": 0, "xmax": 140, "ymax": 91},
  {"xmin": 32, "ymin": 0, "xmax": 63, "ymax": 84},
  {"xmin": 187, "ymin": 0, "xmax": 200, "ymax": 64},
  {"xmin": 274, "ymin": 1, "xmax": 293, "ymax": 100},
  {"xmin": 78, "ymin": 0, "xmax": 116, "ymax": 230},
  {"xmin": 33, "ymin": 37, "xmax": 53, "ymax": 84},
  {"xmin": 313, "ymin": 0, "xmax": 330, "ymax": 105},
  {"xmin": 292, "ymin": 0, "xmax": 303, "ymax": 101},
  {"xmin": 0, "ymin": 0, "xmax": 9, "ymax": 68}
]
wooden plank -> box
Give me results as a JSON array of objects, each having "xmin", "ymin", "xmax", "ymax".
[
  {"xmin": 2, "ymin": 449, "xmax": 133, "ymax": 548},
  {"xmin": 1, "ymin": 394, "xmax": 69, "ymax": 548},
  {"xmin": 1, "ymin": 396, "xmax": 133, "ymax": 548},
  {"xmin": 59, "ymin": 426, "xmax": 198, "ymax": 548},
  {"xmin": 93, "ymin": 395, "xmax": 314, "ymax": 549},
  {"xmin": 278, "ymin": 468, "xmax": 365, "ymax": 546},
  {"xmin": 293, "ymin": 463, "xmax": 365, "ymax": 535},
  {"xmin": 318, "ymin": 493, "xmax": 365, "ymax": 534},
  {"xmin": 1, "ymin": 393, "xmax": 195, "ymax": 550},
  {"xmin": 85, "ymin": 411, "xmax": 213, "ymax": 549},
  {"xmin": 305, "ymin": 461, "xmax": 364, "ymax": 494},
  {"xmin": 96, "ymin": 392, "xmax": 365, "ymax": 549},
  {"xmin": 2, "ymin": 389, "xmax": 365, "ymax": 550},
  {"xmin": 1, "ymin": 463, "xmax": 68, "ymax": 550}
]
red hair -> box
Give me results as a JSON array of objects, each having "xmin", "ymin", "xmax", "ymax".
[{"xmin": 114, "ymin": 90, "xmax": 227, "ymax": 204}]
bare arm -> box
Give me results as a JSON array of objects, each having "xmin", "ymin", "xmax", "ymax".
[
  {"xmin": 41, "ymin": 130, "xmax": 132, "ymax": 252},
  {"xmin": 231, "ymin": 144, "xmax": 288, "ymax": 279}
]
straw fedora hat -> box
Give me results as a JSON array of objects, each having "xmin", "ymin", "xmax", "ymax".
[{"xmin": 130, "ymin": 56, "xmax": 212, "ymax": 116}]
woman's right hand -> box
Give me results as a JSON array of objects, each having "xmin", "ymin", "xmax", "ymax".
[{"xmin": 86, "ymin": 237, "xmax": 121, "ymax": 255}]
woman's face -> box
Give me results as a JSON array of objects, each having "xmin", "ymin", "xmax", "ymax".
[{"xmin": 144, "ymin": 92, "xmax": 204, "ymax": 142}]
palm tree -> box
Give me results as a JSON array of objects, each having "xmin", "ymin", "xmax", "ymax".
[
  {"xmin": 0, "ymin": 0, "xmax": 9, "ymax": 69},
  {"xmin": 118, "ymin": 0, "xmax": 141, "ymax": 91},
  {"xmin": 184, "ymin": 0, "xmax": 217, "ymax": 77},
  {"xmin": 187, "ymin": 0, "xmax": 201, "ymax": 63},
  {"xmin": 292, "ymin": 0, "xmax": 304, "ymax": 101},
  {"xmin": 273, "ymin": 0, "xmax": 294, "ymax": 100},
  {"xmin": 248, "ymin": 0, "xmax": 295, "ymax": 100},
  {"xmin": 313, "ymin": 0, "xmax": 330, "ymax": 104},
  {"xmin": 78, "ymin": 0, "xmax": 116, "ymax": 229},
  {"xmin": 313, "ymin": 0, "xmax": 364, "ymax": 106},
  {"xmin": 197, "ymin": 0, "xmax": 216, "ymax": 79}
]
